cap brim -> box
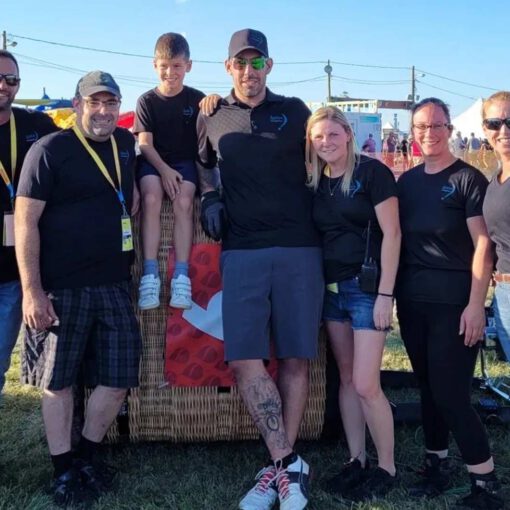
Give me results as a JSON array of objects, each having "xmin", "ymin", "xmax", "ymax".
[{"xmin": 80, "ymin": 86, "xmax": 121, "ymax": 98}]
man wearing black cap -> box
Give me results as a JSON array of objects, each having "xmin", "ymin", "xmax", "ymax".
[
  {"xmin": 0, "ymin": 50, "xmax": 58, "ymax": 402},
  {"xmin": 198, "ymin": 29, "xmax": 323, "ymax": 510},
  {"xmin": 15, "ymin": 70, "xmax": 141, "ymax": 506}
]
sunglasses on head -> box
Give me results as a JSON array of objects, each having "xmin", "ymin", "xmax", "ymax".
[
  {"xmin": 231, "ymin": 56, "xmax": 267, "ymax": 71},
  {"xmin": 483, "ymin": 118, "xmax": 510, "ymax": 131},
  {"xmin": 0, "ymin": 74, "xmax": 20, "ymax": 86}
]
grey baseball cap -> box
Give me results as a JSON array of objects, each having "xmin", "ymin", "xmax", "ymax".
[
  {"xmin": 75, "ymin": 70, "xmax": 122, "ymax": 98},
  {"xmin": 228, "ymin": 29, "xmax": 269, "ymax": 58}
]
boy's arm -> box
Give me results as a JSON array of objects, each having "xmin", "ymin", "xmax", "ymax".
[{"xmin": 138, "ymin": 132, "xmax": 182, "ymax": 200}]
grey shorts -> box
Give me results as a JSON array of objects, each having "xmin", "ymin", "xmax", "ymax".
[{"xmin": 221, "ymin": 247, "xmax": 324, "ymax": 361}]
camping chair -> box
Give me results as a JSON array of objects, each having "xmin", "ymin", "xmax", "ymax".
[{"xmin": 479, "ymin": 304, "xmax": 510, "ymax": 403}]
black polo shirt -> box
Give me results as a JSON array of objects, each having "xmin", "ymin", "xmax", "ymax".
[
  {"xmin": 17, "ymin": 128, "xmax": 136, "ymax": 290},
  {"xmin": 197, "ymin": 89, "xmax": 319, "ymax": 250},
  {"xmin": 0, "ymin": 108, "xmax": 58, "ymax": 283}
]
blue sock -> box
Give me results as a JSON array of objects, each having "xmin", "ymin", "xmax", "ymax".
[
  {"xmin": 143, "ymin": 259, "xmax": 159, "ymax": 278},
  {"xmin": 173, "ymin": 261, "xmax": 189, "ymax": 279}
]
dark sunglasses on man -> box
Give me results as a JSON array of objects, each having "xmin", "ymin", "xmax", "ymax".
[
  {"xmin": 231, "ymin": 56, "xmax": 267, "ymax": 71},
  {"xmin": 483, "ymin": 118, "xmax": 510, "ymax": 131},
  {"xmin": 0, "ymin": 74, "xmax": 20, "ymax": 86}
]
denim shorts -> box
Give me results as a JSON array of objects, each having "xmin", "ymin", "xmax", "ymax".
[
  {"xmin": 494, "ymin": 282, "xmax": 510, "ymax": 361},
  {"xmin": 323, "ymin": 276, "xmax": 377, "ymax": 330}
]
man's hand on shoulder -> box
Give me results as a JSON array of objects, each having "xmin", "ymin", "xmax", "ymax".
[{"xmin": 199, "ymin": 94, "xmax": 223, "ymax": 117}]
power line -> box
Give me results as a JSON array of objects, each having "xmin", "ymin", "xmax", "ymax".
[
  {"xmin": 416, "ymin": 68, "xmax": 499, "ymax": 92},
  {"xmin": 416, "ymin": 79, "xmax": 477, "ymax": 100}
]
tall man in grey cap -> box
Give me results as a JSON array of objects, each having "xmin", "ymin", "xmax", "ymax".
[
  {"xmin": 15, "ymin": 70, "xmax": 141, "ymax": 506},
  {"xmin": 198, "ymin": 29, "xmax": 323, "ymax": 510}
]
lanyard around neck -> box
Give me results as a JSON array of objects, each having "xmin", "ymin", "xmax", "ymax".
[
  {"xmin": 0, "ymin": 113, "xmax": 17, "ymax": 204},
  {"xmin": 72, "ymin": 125, "xmax": 126, "ymax": 211}
]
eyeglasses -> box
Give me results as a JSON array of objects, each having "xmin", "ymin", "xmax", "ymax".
[
  {"xmin": 412, "ymin": 123, "xmax": 450, "ymax": 132},
  {"xmin": 483, "ymin": 118, "xmax": 510, "ymax": 131},
  {"xmin": 83, "ymin": 98, "xmax": 121, "ymax": 110},
  {"xmin": 0, "ymin": 74, "xmax": 20, "ymax": 86},
  {"xmin": 231, "ymin": 56, "xmax": 267, "ymax": 71}
]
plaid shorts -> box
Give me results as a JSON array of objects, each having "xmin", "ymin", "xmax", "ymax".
[{"xmin": 22, "ymin": 281, "xmax": 141, "ymax": 391}]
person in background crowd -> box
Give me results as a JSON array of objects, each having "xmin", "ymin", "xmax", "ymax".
[
  {"xmin": 307, "ymin": 106, "xmax": 400, "ymax": 502},
  {"xmin": 480, "ymin": 137, "xmax": 496, "ymax": 174},
  {"xmin": 362, "ymin": 133, "xmax": 376, "ymax": 155},
  {"xmin": 399, "ymin": 134, "xmax": 409, "ymax": 171},
  {"xmin": 466, "ymin": 132, "xmax": 481, "ymax": 168},
  {"xmin": 451, "ymin": 130, "xmax": 466, "ymax": 159},
  {"xmin": 397, "ymin": 97, "xmax": 502, "ymax": 509},
  {"xmin": 15, "ymin": 71, "xmax": 141, "ymax": 506},
  {"xmin": 197, "ymin": 29, "xmax": 323, "ymax": 510},
  {"xmin": 482, "ymin": 91, "xmax": 510, "ymax": 363},
  {"xmin": 0, "ymin": 50, "xmax": 58, "ymax": 402}
]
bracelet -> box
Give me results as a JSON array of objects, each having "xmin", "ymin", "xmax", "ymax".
[{"xmin": 377, "ymin": 292, "xmax": 394, "ymax": 298}]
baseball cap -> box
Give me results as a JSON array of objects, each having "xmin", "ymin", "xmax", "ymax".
[
  {"xmin": 228, "ymin": 29, "xmax": 269, "ymax": 58},
  {"xmin": 75, "ymin": 70, "xmax": 122, "ymax": 98}
]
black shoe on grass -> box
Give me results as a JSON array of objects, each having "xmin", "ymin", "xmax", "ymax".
[
  {"xmin": 456, "ymin": 473, "xmax": 503, "ymax": 509},
  {"xmin": 409, "ymin": 453, "xmax": 451, "ymax": 498},
  {"xmin": 345, "ymin": 466, "xmax": 396, "ymax": 502},
  {"xmin": 324, "ymin": 458, "xmax": 369, "ymax": 497},
  {"xmin": 75, "ymin": 458, "xmax": 116, "ymax": 497},
  {"xmin": 51, "ymin": 468, "xmax": 84, "ymax": 507}
]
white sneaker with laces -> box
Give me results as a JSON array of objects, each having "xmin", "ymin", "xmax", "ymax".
[
  {"xmin": 138, "ymin": 274, "xmax": 161, "ymax": 310},
  {"xmin": 276, "ymin": 455, "xmax": 310, "ymax": 510},
  {"xmin": 170, "ymin": 274, "xmax": 192, "ymax": 309},
  {"xmin": 238, "ymin": 465, "xmax": 278, "ymax": 510}
]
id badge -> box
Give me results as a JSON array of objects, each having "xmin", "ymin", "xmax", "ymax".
[
  {"xmin": 121, "ymin": 215, "xmax": 133, "ymax": 252},
  {"xmin": 3, "ymin": 212, "xmax": 14, "ymax": 247}
]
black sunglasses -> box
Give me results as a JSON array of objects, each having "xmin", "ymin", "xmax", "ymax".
[
  {"xmin": 0, "ymin": 74, "xmax": 20, "ymax": 86},
  {"xmin": 483, "ymin": 118, "xmax": 510, "ymax": 131}
]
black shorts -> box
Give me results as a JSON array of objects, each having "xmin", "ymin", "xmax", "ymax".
[
  {"xmin": 22, "ymin": 281, "xmax": 141, "ymax": 391},
  {"xmin": 136, "ymin": 158, "xmax": 198, "ymax": 187}
]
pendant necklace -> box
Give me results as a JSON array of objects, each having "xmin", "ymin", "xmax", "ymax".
[{"xmin": 326, "ymin": 165, "xmax": 342, "ymax": 196}]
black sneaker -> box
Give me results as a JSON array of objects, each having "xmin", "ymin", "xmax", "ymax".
[
  {"xmin": 456, "ymin": 473, "xmax": 503, "ymax": 509},
  {"xmin": 409, "ymin": 453, "xmax": 451, "ymax": 498},
  {"xmin": 324, "ymin": 458, "xmax": 369, "ymax": 497},
  {"xmin": 51, "ymin": 468, "xmax": 84, "ymax": 507},
  {"xmin": 345, "ymin": 466, "xmax": 396, "ymax": 502},
  {"xmin": 75, "ymin": 458, "xmax": 116, "ymax": 497}
]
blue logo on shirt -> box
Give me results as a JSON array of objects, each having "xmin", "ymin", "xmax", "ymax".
[
  {"xmin": 441, "ymin": 184, "xmax": 456, "ymax": 200},
  {"xmin": 119, "ymin": 150, "xmax": 130, "ymax": 164},
  {"xmin": 183, "ymin": 106, "xmax": 194, "ymax": 118},
  {"xmin": 25, "ymin": 132, "xmax": 39, "ymax": 143},
  {"xmin": 349, "ymin": 179, "xmax": 362, "ymax": 198},
  {"xmin": 270, "ymin": 114, "xmax": 288, "ymax": 131}
]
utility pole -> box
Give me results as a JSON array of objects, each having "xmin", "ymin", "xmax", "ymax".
[
  {"xmin": 2, "ymin": 31, "xmax": 6, "ymax": 50},
  {"xmin": 324, "ymin": 60, "xmax": 332, "ymax": 103},
  {"xmin": 410, "ymin": 65, "xmax": 416, "ymax": 104}
]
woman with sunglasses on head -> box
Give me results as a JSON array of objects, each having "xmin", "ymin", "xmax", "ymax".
[
  {"xmin": 397, "ymin": 97, "xmax": 502, "ymax": 508},
  {"xmin": 307, "ymin": 106, "xmax": 401, "ymax": 502},
  {"xmin": 482, "ymin": 91, "xmax": 510, "ymax": 363}
]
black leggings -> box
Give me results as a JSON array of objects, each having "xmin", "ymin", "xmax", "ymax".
[{"xmin": 397, "ymin": 300, "xmax": 491, "ymax": 465}]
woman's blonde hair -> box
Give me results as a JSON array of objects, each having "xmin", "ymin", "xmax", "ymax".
[
  {"xmin": 482, "ymin": 91, "xmax": 510, "ymax": 119},
  {"xmin": 305, "ymin": 106, "xmax": 359, "ymax": 193}
]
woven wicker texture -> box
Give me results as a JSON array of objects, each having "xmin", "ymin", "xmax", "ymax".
[{"xmin": 127, "ymin": 197, "xmax": 326, "ymax": 442}]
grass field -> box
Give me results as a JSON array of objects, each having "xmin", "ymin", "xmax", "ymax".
[{"xmin": 1, "ymin": 330, "xmax": 509, "ymax": 510}]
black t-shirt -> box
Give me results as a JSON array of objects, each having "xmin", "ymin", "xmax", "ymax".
[
  {"xmin": 396, "ymin": 159, "xmax": 488, "ymax": 305},
  {"xmin": 133, "ymin": 86, "xmax": 205, "ymax": 164},
  {"xmin": 197, "ymin": 89, "xmax": 320, "ymax": 250},
  {"xmin": 313, "ymin": 156, "xmax": 397, "ymax": 283},
  {"xmin": 17, "ymin": 128, "xmax": 136, "ymax": 290},
  {"xmin": 400, "ymin": 139, "xmax": 409, "ymax": 155},
  {"xmin": 483, "ymin": 173, "xmax": 510, "ymax": 273},
  {"xmin": 0, "ymin": 108, "xmax": 58, "ymax": 283}
]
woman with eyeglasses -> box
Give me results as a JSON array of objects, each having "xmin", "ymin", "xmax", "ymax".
[
  {"xmin": 396, "ymin": 97, "xmax": 502, "ymax": 508},
  {"xmin": 307, "ymin": 106, "xmax": 400, "ymax": 502},
  {"xmin": 482, "ymin": 91, "xmax": 510, "ymax": 363}
]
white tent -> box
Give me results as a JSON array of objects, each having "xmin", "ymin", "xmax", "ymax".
[{"xmin": 451, "ymin": 98, "xmax": 485, "ymax": 139}]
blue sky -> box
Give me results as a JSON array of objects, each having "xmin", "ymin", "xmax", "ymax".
[{"xmin": 4, "ymin": 0, "xmax": 509, "ymax": 128}]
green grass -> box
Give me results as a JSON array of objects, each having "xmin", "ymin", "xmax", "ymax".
[{"xmin": 1, "ymin": 332, "xmax": 510, "ymax": 510}]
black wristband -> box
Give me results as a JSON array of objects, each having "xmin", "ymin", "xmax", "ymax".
[{"xmin": 377, "ymin": 292, "xmax": 394, "ymax": 298}]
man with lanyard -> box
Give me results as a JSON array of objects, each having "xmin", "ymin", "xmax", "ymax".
[
  {"xmin": 0, "ymin": 50, "xmax": 58, "ymax": 401},
  {"xmin": 197, "ymin": 29, "xmax": 323, "ymax": 510},
  {"xmin": 15, "ymin": 71, "xmax": 141, "ymax": 506}
]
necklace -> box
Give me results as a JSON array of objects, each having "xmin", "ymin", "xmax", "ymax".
[{"xmin": 325, "ymin": 165, "xmax": 342, "ymax": 196}]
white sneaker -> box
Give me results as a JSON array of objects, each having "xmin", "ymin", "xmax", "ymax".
[
  {"xmin": 138, "ymin": 274, "xmax": 161, "ymax": 310},
  {"xmin": 239, "ymin": 465, "xmax": 278, "ymax": 510},
  {"xmin": 170, "ymin": 275, "xmax": 192, "ymax": 309},
  {"xmin": 276, "ymin": 455, "xmax": 310, "ymax": 510}
]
